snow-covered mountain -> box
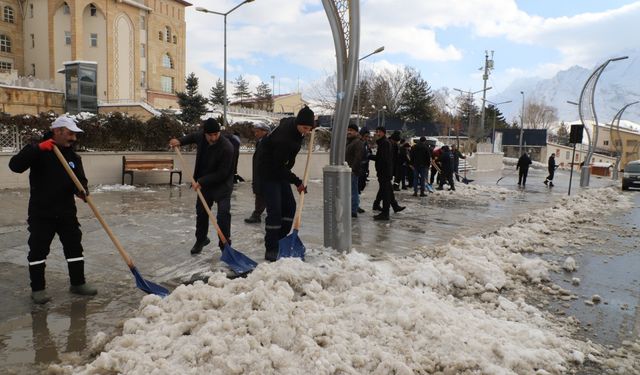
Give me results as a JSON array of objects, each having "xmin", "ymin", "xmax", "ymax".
[{"xmin": 490, "ymin": 50, "xmax": 640, "ymax": 126}]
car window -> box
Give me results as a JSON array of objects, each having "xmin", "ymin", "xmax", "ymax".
[{"xmin": 624, "ymin": 163, "xmax": 640, "ymax": 173}]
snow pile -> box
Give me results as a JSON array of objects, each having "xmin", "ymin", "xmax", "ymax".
[
  {"xmin": 91, "ymin": 184, "xmax": 155, "ymax": 193},
  {"xmin": 55, "ymin": 188, "xmax": 636, "ymax": 374}
]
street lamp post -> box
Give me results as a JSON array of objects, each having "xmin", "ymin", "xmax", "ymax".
[
  {"xmin": 372, "ymin": 105, "xmax": 386, "ymax": 127},
  {"xmin": 356, "ymin": 46, "xmax": 384, "ymax": 128},
  {"xmin": 519, "ymin": 91, "xmax": 525, "ymax": 156},
  {"xmin": 453, "ymin": 87, "xmax": 492, "ymax": 146},
  {"xmin": 196, "ymin": 0, "xmax": 255, "ymax": 127},
  {"xmin": 486, "ymin": 99, "xmax": 512, "ymax": 153}
]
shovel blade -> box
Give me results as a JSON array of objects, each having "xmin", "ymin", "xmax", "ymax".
[
  {"xmin": 130, "ymin": 266, "xmax": 170, "ymax": 297},
  {"xmin": 278, "ymin": 229, "xmax": 306, "ymax": 260},
  {"xmin": 221, "ymin": 244, "xmax": 257, "ymax": 275},
  {"xmin": 462, "ymin": 177, "xmax": 474, "ymax": 184},
  {"xmin": 426, "ymin": 184, "xmax": 435, "ymax": 193}
]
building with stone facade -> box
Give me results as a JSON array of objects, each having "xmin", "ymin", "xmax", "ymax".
[{"xmin": 0, "ymin": 0, "xmax": 189, "ymax": 113}]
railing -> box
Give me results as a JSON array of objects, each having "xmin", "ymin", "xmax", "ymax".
[
  {"xmin": 0, "ymin": 125, "xmax": 23, "ymax": 152},
  {"xmin": 1, "ymin": 76, "xmax": 60, "ymax": 91}
]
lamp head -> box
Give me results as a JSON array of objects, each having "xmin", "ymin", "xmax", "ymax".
[{"xmin": 374, "ymin": 46, "xmax": 385, "ymax": 53}]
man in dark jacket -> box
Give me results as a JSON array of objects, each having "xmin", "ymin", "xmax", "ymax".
[
  {"xmin": 516, "ymin": 152, "xmax": 532, "ymax": 187},
  {"xmin": 410, "ymin": 137, "xmax": 431, "ymax": 196},
  {"xmin": 170, "ymin": 118, "xmax": 235, "ymax": 254},
  {"xmin": 245, "ymin": 123, "xmax": 270, "ymax": 223},
  {"xmin": 257, "ymin": 106, "xmax": 314, "ymax": 261},
  {"xmin": 451, "ymin": 145, "xmax": 466, "ymax": 182},
  {"xmin": 544, "ymin": 153, "xmax": 556, "ymax": 187},
  {"xmin": 437, "ymin": 145, "xmax": 455, "ymax": 191},
  {"xmin": 9, "ymin": 115, "xmax": 97, "ymax": 304},
  {"xmin": 346, "ymin": 124, "xmax": 364, "ymax": 218},
  {"xmin": 358, "ymin": 128, "xmax": 371, "ymax": 197},
  {"xmin": 371, "ymin": 127, "xmax": 405, "ymax": 220}
]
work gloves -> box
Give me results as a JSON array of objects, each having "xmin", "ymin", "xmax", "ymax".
[
  {"xmin": 38, "ymin": 139, "xmax": 56, "ymax": 152},
  {"xmin": 76, "ymin": 191, "xmax": 88, "ymax": 202},
  {"xmin": 296, "ymin": 183, "xmax": 308, "ymax": 194}
]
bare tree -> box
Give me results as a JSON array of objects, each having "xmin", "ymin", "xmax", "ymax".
[
  {"xmin": 306, "ymin": 73, "xmax": 337, "ymax": 112},
  {"xmin": 525, "ymin": 100, "xmax": 558, "ymax": 129}
]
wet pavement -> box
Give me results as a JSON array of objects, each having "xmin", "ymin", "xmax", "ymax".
[{"xmin": 0, "ymin": 166, "xmax": 638, "ymax": 373}]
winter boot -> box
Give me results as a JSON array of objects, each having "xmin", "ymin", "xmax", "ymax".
[
  {"xmin": 190, "ymin": 238, "xmax": 211, "ymax": 254},
  {"xmin": 69, "ymin": 283, "xmax": 98, "ymax": 296},
  {"xmin": 393, "ymin": 206, "xmax": 406, "ymax": 213},
  {"xmin": 31, "ymin": 290, "xmax": 50, "ymax": 304},
  {"xmin": 373, "ymin": 212, "xmax": 390, "ymax": 221},
  {"xmin": 244, "ymin": 213, "xmax": 261, "ymax": 224},
  {"xmin": 357, "ymin": 207, "xmax": 365, "ymax": 213}
]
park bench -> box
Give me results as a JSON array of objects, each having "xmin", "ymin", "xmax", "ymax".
[{"xmin": 122, "ymin": 156, "xmax": 182, "ymax": 185}]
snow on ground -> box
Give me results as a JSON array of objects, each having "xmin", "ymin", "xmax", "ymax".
[
  {"xmin": 91, "ymin": 184, "xmax": 156, "ymax": 193},
  {"xmin": 53, "ymin": 187, "xmax": 639, "ymax": 375}
]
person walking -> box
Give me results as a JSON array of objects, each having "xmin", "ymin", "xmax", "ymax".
[
  {"xmin": 169, "ymin": 118, "xmax": 235, "ymax": 254},
  {"xmin": 9, "ymin": 115, "xmax": 97, "ymax": 304},
  {"xmin": 244, "ymin": 123, "xmax": 271, "ymax": 224},
  {"xmin": 357, "ymin": 128, "xmax": 371, "ymax": 213},
  {"xmin": 451, "ymin": 144, "xmax": 466, "ymax": 182},
  {"xmin": 257, "ymin": 106, "xmax": 314, "ymax": 261},
  {"xmin": 371, "ymin": 126, "xmax": 405, "ymax": 221},
  {"xmin": 544, "ymin": 153, "xmax": 557, "ymax": 187},
  {"xmin": 437, "ymin": 145, "xmax": 455, "ymax": 191},
  {"xmin": 410, "ymin": 136, "xmax": 431, "ymax": 196},
  {"xmin": 346, "ymin": 124, "xmax": 364, "ymax": 218},
  {"xmin": 516, "ymin": 151, "xmax": 532, "ymax": 187}
]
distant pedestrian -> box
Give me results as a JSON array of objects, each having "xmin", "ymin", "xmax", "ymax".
[
  {"xmin": 9, "ymin": 115, "xmax": 98, "ymax": 304},
  {"xmin": 169, "ymin": 118, "xmax": 235, "ymax": 254},
  {"xmin": 451, "ymin": 145, "xmax": 466, "ymax": 182},
  {"xmin": 227, "ymin": 131, "xmax": 242, "ymax": 184},
  {"xmin": 371, "ymin": 126, "xmax": 405, "ymax": 220},
  {"xmin": 437, "ymin": 145, "xmax": 455, "ymax": 191},
  {"xmin": 544, "ymin": 153, "xmax": 556, "ymax": 187},
  {"xmin": 410, "ymin": 136, "xmax": 430, "ymax": 196},
  {"xmin": 346, "ymin": 124, "xmax": 364, "ymax": 218},
  {"xmin": 257, "ymin": 106, "xmax": 314, "ymax": 261},
  {"xmin": 516, "ymin": 152, "xmax": 532, "ymax": 187},
  {"xmin": 357, "ymin": 128, "xmax": 371, "ymax": 197},
  {"xmin": 244, "ymin": 123, "xmax": 270, "ymax": 224}
]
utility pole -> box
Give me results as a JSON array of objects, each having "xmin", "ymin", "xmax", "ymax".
[{"xmin": 479, "ymin": 50, "xmax": 494, "ymax": 141}]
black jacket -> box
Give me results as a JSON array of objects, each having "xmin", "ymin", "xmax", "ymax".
[
  {"xmin": 179, "ymin": 131, "xmax": 235, "ymax": 200},
  {"xmin": 257, "ymin": 117, "xmax": 304, "ymax": 185},
  {"xmin": 517, "ymin": 154, "xmax": 532, "ymax": 171},
  {"xmin": 410, "ymin": 142, "xmax": 431, "ymax": 168},
  {"xmin": 373, "ymin": 136, "xmax": 394, "ymax": 181},
  {"xmin": 251, "ymin": 136, "xmax": 266, "ymax": 194},
  {"xmin": 548, "ymin": 156, "xmax": 556, "ymax": 172},
  {"xmin": 9, "ymin": 139, "xmax": 88, "ymax": 219},
  {"xmin": 345, "ymin": 136, "xmax": 364, "ymax": 176},
  {"xmin": 440, "ymin": 148, "xmax": 454, "ymax": 174}
]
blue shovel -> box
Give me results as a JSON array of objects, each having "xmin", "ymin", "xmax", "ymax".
[
  {"xmin": 278, "ymin": 129, "xmax": 316, "ymax": 260},
  {"xmin": 53, "ymin": 146, "xmax": 169, "ymax": 297},
  {"xmin": 174, "ymin": 148, "xmax": 257, "ymax": 275}
]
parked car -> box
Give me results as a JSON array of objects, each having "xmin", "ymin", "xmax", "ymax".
[{"xmin": 621, "ymin": 160, "xmax": 640, "ymax": 190}]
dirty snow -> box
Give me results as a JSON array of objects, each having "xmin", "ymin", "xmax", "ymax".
[{"xmin": 53, "ymin": 187, "xmax": 639, "ymax": 374}]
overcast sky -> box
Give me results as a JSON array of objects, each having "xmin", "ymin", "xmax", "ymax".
[{"xmin": 185, "ymin": 0, "xmax": 640, "ymax": 99}]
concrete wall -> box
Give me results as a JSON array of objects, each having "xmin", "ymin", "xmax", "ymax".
[
  {"xmin": 1, "ymin": 150, "xmax": 331, "ymax": 189},
  {"xmin": 0, "ymin": 85, "xmax": 64, "ymax": 115},
  {"xmin": 469, "ymin": 152, "xmax": 504, "ymax": 172}
]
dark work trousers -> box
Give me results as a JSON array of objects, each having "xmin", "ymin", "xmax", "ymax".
[
  {"xmin": 251, "ymin": 193, "xmax": 266, "ymax": 218},
  {"xmin": 518, "ymin": 168, "xmax": 529, "ymax": 186},
  {"xmin": 413, "ymin": 166, "xmax": 427, "ymax": 193},
  {"xmin": 439, "ymin": 172, "xmax": 455, "ymax": 190},
  {"xmin": 377, "ymin": 178, "xmax": 394, "ymax": 215},
  {"xmin": 546, "ymin": 169, "xmax": 555, "ymax": 182},
  {"xmin": 27, "ymin": 216, "xmax": 85, "ymax": 292},
  {"xmin": 429, "ymin": 166, "xmax": 439, "ymax": 185},
  {"xmin": 262, "ymin": 180, "xmax": 296, "ymax": 260},
  {"xmin": 373, "ymin": 181, "xmax": 400, "ymax": 211},
  {"xmin": 195, "ymin": 192, "xmax": 231, "ymax": 250}
]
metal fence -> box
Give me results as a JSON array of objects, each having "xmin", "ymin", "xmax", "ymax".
[{"xmin": 0, "ymin": 125, "xmax": 22, "ymax": 152}]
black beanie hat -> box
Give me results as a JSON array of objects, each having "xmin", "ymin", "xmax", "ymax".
[
  {"xmin": 203, "ymin": 118, "xmax": 220, "ymax": 133},
  {"xmin": 348, "ymin": 123, "xmax": 359, "ymax": 132},
  {"xmin": 359, "ymin": 127, "xmax": 369, "ymax": 136},
  {"xmin": 296, "ymin": 105, "xmax": 315, "ymax": 126},
  {"xmin": 390, "ymin": 131, "xmax": 401, "ymax": 141}
]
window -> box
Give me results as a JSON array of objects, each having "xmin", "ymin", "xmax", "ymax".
[
  {"xmin": 140, "ymin": 43, "xmax": 146, "ymax": 58},
  {"xmin": 90, "ymin": 33, "xmax": 97, "ymax": 47},
  {"xmin": 603, "ymin": 140, "xmax": 609, "ymax": 146},
  {"xmin": 63, "ymin": 3, "xmax": 70, "ymax": 14},
  {"xmin": 158, "ymin": 31, "xmax": 163, "ymax": 41},
  {"xmin": 64, "ymin": 31, "xmax": 71, "ymax": 45},
  {"xmin": 140, "ymin": 15, "xmax": 146, "ymax": 30},
  {"xmin": 31, "ymin": 63, "xmax": 35, "ymax": 76},
  {"xmin": 140, "ymin": 71, "xmax": 146, "ymax": 88},
  {"xmin": 0, "ymin": 61, "xmax": 12, "ymax": 71},
  {"xmin": 0, "ymin": 35, "xmax": 11, "ymax": 53},
  {"xmin": 172, "ymin": 35, "xmax": 177, "ymax": 44},
  {"xmin": 89, "ymin": 4, "xmax": 97, "ymax": 16},
  {"xmin": 29, "ymin": 4, "xmax": 33, "ymax": 18},
  {"xmin": 162, "ymin": 53, "xmax": 173, "ymax": 69},
  {"xmin": 165, "ymin": 26, "xmax": 171, "ymax": 42},
  {"xmin": 4, "ymin": 6, "xmax": 14, "ymax": 23},
  {"xmin": 30, "ymin": 34, "xmax": 35, "ymax": 48},
  {"xmin": 160, "ymin": 76, "xmax": 174, "ymax": 93}
]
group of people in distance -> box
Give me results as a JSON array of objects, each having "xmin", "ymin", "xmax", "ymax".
[{"xmin": 516, "ymin": 151, "xmax": 557, "ymax": 188}]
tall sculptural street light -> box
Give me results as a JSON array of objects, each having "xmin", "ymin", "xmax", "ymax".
[
  {"xmin": 519, "ymin": 91, "xmax": 525, "ymax": 156},
  {"xmin": 486, "ymin": 99, "xmax": 512, "ymax": 153},
  {"xmin": 196, "ymin": 0, "xmax": 255, "ymax": 127},
  {"xmin": 356, "ymin": 46, "xmax": 384, "ymax": 128}
]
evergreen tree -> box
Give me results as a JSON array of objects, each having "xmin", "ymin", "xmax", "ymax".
[
  {"xmin": 209, "ymin": 79, "xmax": 227, "ymax": 106},
  {"xmin": 176, "ymin": 72, "xmax": 208, "ymax": 125},
  {"xmin": 557, "ymin": 121, "xmax": 569, "ymax": 145},
  {"xmin": 457, "ymin": 95, "xmax": 480, "ymax": 137},
  {"xmin": 397, "ymin": 68, "xmax": 435, "ymax": 124},
  {"xmin": 233, "ymin": 75, "xmax": 251, "ymax": 107},
  {"xmin": 254, "ymin": 82, "xmax": 273, "ymax": 111}
]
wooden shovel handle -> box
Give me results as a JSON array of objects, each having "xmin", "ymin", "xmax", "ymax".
[
  {"xmin": 173, "ymin": 147, "xmax": 228, "ymax": 244},
  {"xmin": 293, "ymin": 129, "xmax": 316, "ymax": 230},
  {"xmin": 52, "ymin": 145, "xmax": 134, "ymax": 268}
]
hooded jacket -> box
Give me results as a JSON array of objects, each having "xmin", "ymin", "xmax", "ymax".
[{"xmin": 9, "ymin": 134, "xmax": 88, "ymax": 218}]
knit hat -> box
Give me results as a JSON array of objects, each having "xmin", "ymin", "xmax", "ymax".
[
  {"xmin": 359, "ymin": 127, "xmax": 369, "ymax": 136},
  {"xmin": 389, "ymin": 131, "xmax": 401, "ymax": 142},
  {"xmin": 296, "ymin": 106, "xmax": 315, "ymax": 126},
  {"xmin": 202, "ymin": 118, "xmax": 220, "ymax": 133},
  {"xmin": 348, "ymin": 124, "xmax": 359, "ymax": 132}
]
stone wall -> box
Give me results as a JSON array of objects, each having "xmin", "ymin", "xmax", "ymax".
[{"xmin": 0, "ymin": 85, "xmax": 64, "ymax": 115}]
